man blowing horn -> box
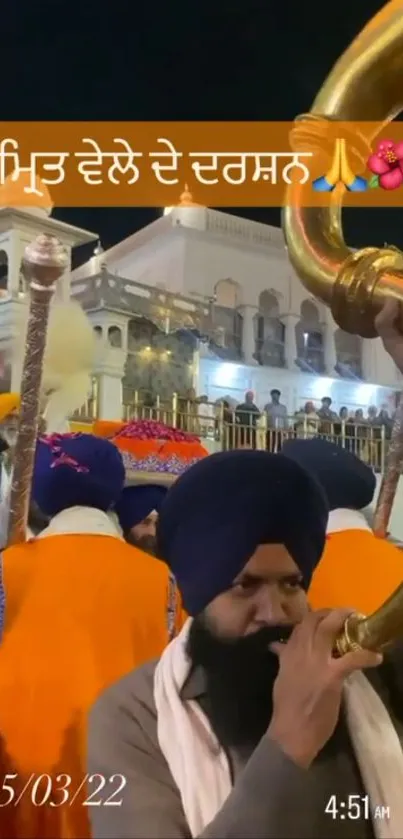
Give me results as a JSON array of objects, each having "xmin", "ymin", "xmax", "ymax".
[{"xmin": 86, "ymin": 305, "xmax": 403, "ymax": 839}]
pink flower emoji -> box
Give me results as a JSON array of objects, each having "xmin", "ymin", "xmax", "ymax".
[{"xmin": 367, "ymin": 140, "xmax": 403, "ymax": 190}]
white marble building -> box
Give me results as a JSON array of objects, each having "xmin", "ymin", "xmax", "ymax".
[
  {"xmin": 0, "ymin": 197, "xmax": 97, "ymax": 392},
  {"xmin": 0, "ymin": 185, "xmax": 399, "ymax": 420},
  {"xmin": 70, "ymin": 190, "xmax": 400, "ymax": 419}
]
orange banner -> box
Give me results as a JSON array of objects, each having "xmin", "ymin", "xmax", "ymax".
[{"xmin": 0, "ymin": 121, "xmax": 403, "ymax": 207}]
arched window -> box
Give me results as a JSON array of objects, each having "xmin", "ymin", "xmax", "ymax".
[
  {"xmin": 127, "ymin": 317, "xmax": 158, "ymax": 352},
  {"xmin": 0, "ymin": 251, "xmax": 8, "ymax": 296},
  {"xmin": 254, "ymin": 291, "xmax": 285, "ymax": 367},
  {"xmin": 212, "ymin": 279, "xmax": 242, "ymax": 358},
  {"xmin": 108, "ymin": 325, "xmax": 122, "ymax": 348},
  {"xmin": 93, "ymin": 325, "xmax": 103, "ymax": 338},
  {"xmin": 334, "ymin": 328, "xmax": 362, "ymax": 379},
  {"xmin": 295, "ymin": 300, "xmax": 325, "ymax": 373}
]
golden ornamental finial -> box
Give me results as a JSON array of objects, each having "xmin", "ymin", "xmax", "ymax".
[
  {"xmin": 0, "ymin": 171, "xmax": 53, "ymax": 215},
  {"xmin": 163, "ymin": 184, "xmax": 200, "ymax": 216},
  {"xmin": 179, "ymin": 184, "xmax": 196, "ymax": 206}
]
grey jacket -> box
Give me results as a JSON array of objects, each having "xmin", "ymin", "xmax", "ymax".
[{"xmin": 88, "ymin": 649, "xmax": 403, "ymax": 839}]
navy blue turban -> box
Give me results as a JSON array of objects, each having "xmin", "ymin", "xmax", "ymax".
[
  {"xmin": 157, "ymin": 449, "xmax": 328, "ymax": 616},
  {"xmin": 282, "ymin": 438, "xmax": 376, "ymax": 512},
  {"xmin": 32, "ymin": 433, "xmax": 125, "ymax": 517},
  {"xmin": 115, "ymin": 484, "xmax": 168, "ymax": 533}
]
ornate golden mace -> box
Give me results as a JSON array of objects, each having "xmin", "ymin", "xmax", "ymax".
[
  {"xmin": 7, "ymin": 235, "xmax": 68, "ymax": 545},
  {"xmin": 282, "ymin": 0, "xmax": 403, "ymax": 654}
]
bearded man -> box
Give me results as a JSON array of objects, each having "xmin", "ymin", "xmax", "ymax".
[
  {"xmin": 115, "ymin": 483, "xmax": 167, "ymax": 554},
  {"xmin": 87, "ymin": 449, "xmax": 403, "ymax": 838}
]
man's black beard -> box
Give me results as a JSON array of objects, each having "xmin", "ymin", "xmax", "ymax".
[
  {"xmin": 125, "ymin": 532, "xmax": 157, "ymax": 556},
  {"xmin": 187, "ymin": 615, "xmax": 294, "ymax": 751}
]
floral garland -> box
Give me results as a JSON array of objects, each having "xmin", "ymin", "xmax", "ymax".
[{"xmin": 114, "ymin": 419, "xmax": 200, "ymax": 443}]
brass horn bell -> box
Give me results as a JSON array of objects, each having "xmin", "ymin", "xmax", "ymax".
[{"xmin": 335, "ymin": 584, "xmax": 403, "ymax": 655}]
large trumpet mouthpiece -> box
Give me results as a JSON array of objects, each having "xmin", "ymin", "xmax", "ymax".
[{"xmin": 335, "ymin": 583, "xmax": 403, "ymax": 656}]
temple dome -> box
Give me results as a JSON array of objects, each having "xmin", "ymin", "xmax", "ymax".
[
  {"xmin": 0, "ymin": 171, "xmax": 53, "ymax": 216},
  {"xmin": 163, "ymin": 184, "xmax": 200, "ymax": 215}
]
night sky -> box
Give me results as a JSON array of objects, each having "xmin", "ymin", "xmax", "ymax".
[{"xmin": 4, "ymin": 0, "xmax": 399, "ymax": 266}]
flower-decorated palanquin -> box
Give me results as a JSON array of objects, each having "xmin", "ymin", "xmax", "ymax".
[{"xmin": 92, "ymin": 418, "xmax": 209, "ymax": 485}]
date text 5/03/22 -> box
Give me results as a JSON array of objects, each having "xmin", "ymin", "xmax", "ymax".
[{"xmin": 0, "ymin": 773, "xmax": 126, "ymax": 807}]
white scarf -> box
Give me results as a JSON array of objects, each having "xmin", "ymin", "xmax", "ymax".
[
  {"xmin": 38, "ymin": 506, "xmax": 123, "ymax": 540},
  {"xmin": 327, "ymin": 508, "xmax": 372, "ymax": 535},
  {"xmin": 154, "ymin": 619, "xmax": 403, "ymax": 838},
  {"xmin": 0, "ymin": 463, "xmax": 11, "ymax": 547}
]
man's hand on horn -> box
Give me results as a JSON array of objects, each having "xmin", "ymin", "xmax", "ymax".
[
  {"xmin": 266, "ymin": 609, "xmax": 382, "ymax": 770},
  {"xmin": 375, "ymin": 298, "xmax": 403, "ymax": 373}
]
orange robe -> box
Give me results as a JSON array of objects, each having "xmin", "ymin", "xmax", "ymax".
[
  {"xmin": 0, "ymin": 533, "xmax": 185, "ymax": 838},
  {"xmin": 309, "ymin": 528, "xmax": 403, "ymax": 615}
]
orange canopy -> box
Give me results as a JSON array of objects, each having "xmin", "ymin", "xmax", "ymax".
[{"xmin": 92, "ymin": 418, "xmax": 209, "ymax": 473}]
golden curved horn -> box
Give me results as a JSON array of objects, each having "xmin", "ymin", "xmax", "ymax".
[
  {"xmin": 335, "ymin": 582, "xmax": 403, "ymax": 656},
  {"xmin": 282, "ymin": 1, "xmax": 403, "ymax": 338},
  {"xmin": 282, "ymin": 2, "xmax": 403, "ymax": 653}
]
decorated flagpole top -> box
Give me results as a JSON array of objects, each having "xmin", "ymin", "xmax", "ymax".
[
  {"xmin": 7, "ymin": 233, "xmax": 69, "ymax": 544},
  {"xmin": 23, "ymin": 234, "xmax": 69, "ymax": 287}
]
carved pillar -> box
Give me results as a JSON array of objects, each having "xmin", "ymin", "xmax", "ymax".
[
  {"xmin": 282, "ymin": 313, "xmax": 299, "ymax": 370},
  {"xmin": 324, "ymin": 321, "xmax": 338, "ymax": 376},
  {"xmin": 239, "ymin": 305, "xmax": 258, "ymax": 364}
]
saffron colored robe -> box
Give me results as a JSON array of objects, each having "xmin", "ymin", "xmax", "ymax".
[
  {"xmin": 0, "ymin": 508, "xmax": 185, "ymax": 839},
  {"xmin": 309, "ymin": 508, "xmax": 403, "ymax": 615}
]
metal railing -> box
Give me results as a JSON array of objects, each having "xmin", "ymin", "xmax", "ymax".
[
  {"xmin": 122, "ymin": 392, "xmax": 178, "ymax": 427},
  {"xmin": 71, "ymin": 377, "xmax": 99, "ymax": 422},
  {"xmin": 121, "ymin": 395, "xmax": 390, "ymax": 473},
  {"xmin": 69, "ymin": 387, "xmax": 390, "ymax": 473},
  {"xmin": 219, "ymin": 417, "xmax": 387, "ymax": 473}
]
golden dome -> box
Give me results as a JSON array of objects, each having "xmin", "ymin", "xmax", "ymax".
[
  {"xmin": 0, "ymin": 171, "xmax": 53, "ymax": 216},
  {"xmin": 178, "ymin": 184, "xmax": 198, "ymax": 207},
  {"xmin": 163, "ymin": 184, "xmax": 200, "ymax": 215}
]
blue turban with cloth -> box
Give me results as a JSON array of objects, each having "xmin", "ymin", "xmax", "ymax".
[
  {"xmin": 157, "ymin": 449, "xmax": 328, "ymax": 615},
  {"xmin": 282, "ymin": 438, "xmax": 376, "ymax": 512},
  {"xmin": 115, "ymin": 484, "xmax": 168, "ymax": 533},
  {"xmin": 32, "ymin": 433, "xmax": 125, "ymax": 517}
]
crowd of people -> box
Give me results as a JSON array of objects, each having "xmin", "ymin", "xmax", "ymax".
[
  {"xmin": 228, "ymin": 391, "xmax": 394, "ymax": 437},
  {"xmin": 142, "ymin": 387, "xmax": 395, "ymax": 463},
  {"xmin": 0, "ymin": 299, "xmax": 403, "ymax": 838},
  {"xmin": 292, "ymin": 397, "xmax": 393, "ymax": 439},
  {"xmin": 213, "ymin": 392, "xmax": 394, "ymax": 467}
]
